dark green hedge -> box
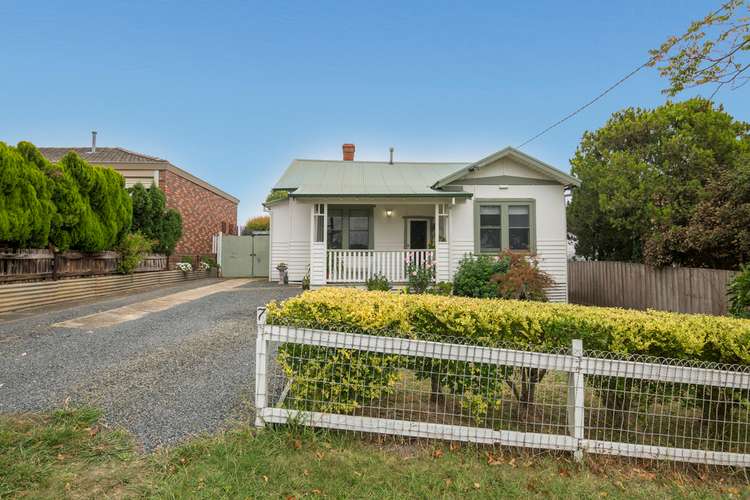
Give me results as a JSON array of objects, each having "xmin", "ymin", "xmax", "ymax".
[{"xmin": 1, "ymin": 141, "xmax": 132, "ymax": 251}]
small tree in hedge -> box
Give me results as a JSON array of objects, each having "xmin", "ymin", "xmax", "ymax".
[
  {"xmin": 56, "ymin": 152, "xmax": 133, "ymax": 251},
  {"xmin": 0, "ymin": 142, "xmax": 55, "ymax": 247},
  {"xmin": 116, "ymin": 232, "xmax": 153, "ymax": 274},
  {"xmin": 129, "ymin": 183, "xmax": 182, "ymax": 255}
]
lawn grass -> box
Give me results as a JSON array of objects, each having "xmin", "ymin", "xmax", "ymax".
[
  {"xmin": 1, "ymin": 407, "xmax": 748, "ymax": 499},
  {"xmin": 0, "ymin": 407, "xmax": 141, "ymax": 498}
]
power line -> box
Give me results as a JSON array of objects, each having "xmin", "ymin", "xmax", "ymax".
[
  {"xmin": 516, "ymin": 61, "xmax": 651, "ymax": 148},
  {"xmin": 517, "ymin": 1, "xmax": 734, "ymax": 149}
]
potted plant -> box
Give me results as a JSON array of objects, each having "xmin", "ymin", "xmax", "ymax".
[{"xmin": 276, "ymin": 262, "xmax": 288, "ymax": 285}]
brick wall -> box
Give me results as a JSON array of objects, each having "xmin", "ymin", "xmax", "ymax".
[{"xmin": 159, "ymin": 169, "xmax": 237, "ymax": 257}]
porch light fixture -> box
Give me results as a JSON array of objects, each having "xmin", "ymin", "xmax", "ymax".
[{"xmin": 385, "ymin": 209, "xmax": 393, "ymax": 217}]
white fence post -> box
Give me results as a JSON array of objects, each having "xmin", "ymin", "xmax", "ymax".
[
  {"xmin": 255, "ymin": 306, "xmax": 268, "ymax": 427},
  {"xmin": 567, "ymin": 338, "xmax": 584, "ymax": 461}
]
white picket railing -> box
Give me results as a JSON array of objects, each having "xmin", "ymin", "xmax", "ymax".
[
  {"xmin": 255, "ymin": 307, "xmax": 750, "ymax": 467},
  {"xmin": 326, "ymin": 249, "xmax": 435, "ymax": 283}
]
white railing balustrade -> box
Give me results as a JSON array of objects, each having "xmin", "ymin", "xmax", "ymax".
[{"xmin": 326, "ymin": 249, "xmax": 434, "ymax": 283}]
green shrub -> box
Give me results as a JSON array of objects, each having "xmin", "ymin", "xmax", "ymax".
[
  {"xmin": 0, "ymin": 142, "xmax": 132, "ymax": 252},
  {"xmin": 129, "ymin": 183, "xmax": 182, "ymax": 255},
  {"xmin": 59, "ymin": 152, "xmax": 132, "ymax": 251},
  {"xmin": 366, "ymin": 273, "xmax": 391, "ymax": 291},
  {"xmin": 490, "ymin": 251, "xmax": 554, "ymax": 301},
  {"xmin": 0, "ymin": 142, "xmax": 55, "ymax": 247},
  {"xmin": 405, "ymin": 255, "xmax": 434, "ymax": 294},
  {"xmin": 728, "ymin": 265, "xmax": 750, "ymax": 319},
  {"xmin": 427, "ymin": 281, "xmax": 453, "ymax": 296},
  {"xmin": 452, "ymin": 254, "xmax": 509, "ymax": 298},
  {"xmin": 242, "ymin": 215, "xmax": 270, "ymax": 234},
  {"xmin": 200, "ymin": 256, "xmax": 218, "ymax": 268},
  {"xmin": 116, "ymin": 232, "xmax": 153, "ymax": 274},
  {"xmin": 267, "ymin": 288, "xmax": 750, "ymax": 419},
  {"xmin": 265, "ymin": 190, "xmax": 289, "ymax": 205}
]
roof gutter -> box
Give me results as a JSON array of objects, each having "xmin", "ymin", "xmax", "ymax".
[{"xmin": 288, "ymin": 192, "xmax": 473, "ymax": 199}]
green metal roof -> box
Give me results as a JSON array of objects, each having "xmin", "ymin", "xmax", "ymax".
[{"xmin": 274, "ymin": 159, "xmax": 472, "ymax": 197}]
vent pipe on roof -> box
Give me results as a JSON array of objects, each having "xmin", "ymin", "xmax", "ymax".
[
  {"xmin": 342, "ymin": 143, "xmax": 355, "ymax": 161},
  {"xmin": 91, "ymin": 131, "xmax": 97, "ymax": 153},
  {"xmin": 389, "ymin": 147, "xmax": 394, "ymax": 165}
]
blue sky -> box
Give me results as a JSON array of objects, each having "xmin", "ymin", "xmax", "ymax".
[{"xmin": 2, "ymin": 1, "xmax": 748, "ymax": 223}]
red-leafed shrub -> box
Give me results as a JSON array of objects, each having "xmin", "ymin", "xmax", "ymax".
[{"xmin": 490, "ymin": 250, "xmax": 554, "ymax": 301}]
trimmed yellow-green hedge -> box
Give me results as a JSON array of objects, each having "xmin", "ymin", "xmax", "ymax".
[
  {"xmin": 266, "ymin": 288, "xmax": 750, "ymax": 417},
  {"xmin": 267, "ymin": 288, "xmax": 750, "ymax": 364}
]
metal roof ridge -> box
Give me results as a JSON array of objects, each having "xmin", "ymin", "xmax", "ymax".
[{"xmin": 293, "ymin": 158, "xmax": 470, "ymax": 165}]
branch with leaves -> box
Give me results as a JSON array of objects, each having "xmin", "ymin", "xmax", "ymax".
[{"xmin": 649, "ymin": 0, "xmax": 750, "ymax": 96}]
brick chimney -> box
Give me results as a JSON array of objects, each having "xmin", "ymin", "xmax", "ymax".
[{"xmin": 342, "ymin": 143, "xmax": 355, "ymax": 161}]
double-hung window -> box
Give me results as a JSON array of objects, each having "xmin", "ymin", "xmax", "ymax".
[
  {"xmin": 327, "ymin": 207, "xmax": 372, "ymax": 249},
  {"xmin": 474, "ymin": 200, "xmax": 535, "ymax": 254}
]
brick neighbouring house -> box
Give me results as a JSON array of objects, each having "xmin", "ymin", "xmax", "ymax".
[{"xmin": 39, "ymin": 138, "xmax": 238, "ymax": 264}]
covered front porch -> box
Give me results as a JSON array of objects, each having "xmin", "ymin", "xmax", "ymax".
[{"xmin": 306, "ymin": 199, "xmax": 455, "ymax": 286}]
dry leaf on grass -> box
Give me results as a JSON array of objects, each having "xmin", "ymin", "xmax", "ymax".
[
  {"xmin": 293, "ymin": 439, "xmax": 301, "ymax": 450},
  {"xmin": 432, "ymin": 448, "xmax": 444, "ymax": 459}
]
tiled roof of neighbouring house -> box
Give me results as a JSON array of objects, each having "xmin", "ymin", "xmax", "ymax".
[
  {"xmin": 37, "ymin": 147, "xmax": 167, "ymax": 164},
  {"xmin": 38, "ymin": 147, "xmax": 239, "ymax": 204}
]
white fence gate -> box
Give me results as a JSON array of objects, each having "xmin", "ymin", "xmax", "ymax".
[{"xmin": 255, "ymin": 307, "xmax": 750, "ymax": 467}]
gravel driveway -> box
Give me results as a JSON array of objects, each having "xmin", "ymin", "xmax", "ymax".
[{"xmin": 0, "ymin": 279, "xmax": 299, "ymax": 451}]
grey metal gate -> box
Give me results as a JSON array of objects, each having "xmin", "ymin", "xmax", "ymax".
[{"xmin": 219, "ymin": 232, "xmax": 269, "ymax": 278}]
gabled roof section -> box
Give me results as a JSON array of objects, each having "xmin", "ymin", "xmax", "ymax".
[
  {"xmin": 431, "ymin": 146, "xmax": 580, "ymax": 188},
  {"xmin": 37, "ymin": 147, "xmax": 167, "ymax": 164},
  {"xmin": 273, "ymin": 159, "xmax": 472, "ymax": 197}
]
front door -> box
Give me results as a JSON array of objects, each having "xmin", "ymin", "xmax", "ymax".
[{"xmin": 408, "ymin": 220, "xmax": 428, "ymax": 249}]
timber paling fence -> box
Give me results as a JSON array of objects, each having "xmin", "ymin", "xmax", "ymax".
[
  {"xmin": 0, "ymin": 248, "xmax": 166, "ymax": 283},
  {"xmin": 568, "ymin": 261, "xmax": 737, "ymax": 316},
  {"xmin": 255, "ymin": 308, "xmax": 750, "ymax": 468}
]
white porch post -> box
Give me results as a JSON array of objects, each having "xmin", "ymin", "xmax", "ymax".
[
  {"xmin": 435, "ymin": 203, "xmax": 451, "ymax": 282},
  {"xmin": 434, "ymin": 203, "xmax": 440, "ymax": 243},
  {"xmin": 310, "ymin": 203, "xmax": 327, "ymax": 287}
]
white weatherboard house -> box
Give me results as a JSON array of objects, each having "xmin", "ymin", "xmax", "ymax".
[{"xmin": 267, "ymin": 144, "xmax": 580, "ymax": 301}]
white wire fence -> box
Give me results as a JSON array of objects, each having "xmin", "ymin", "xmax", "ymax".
[{"xmin": 255, "ymin": 307, "xmax": 750, "ymax": 468}]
